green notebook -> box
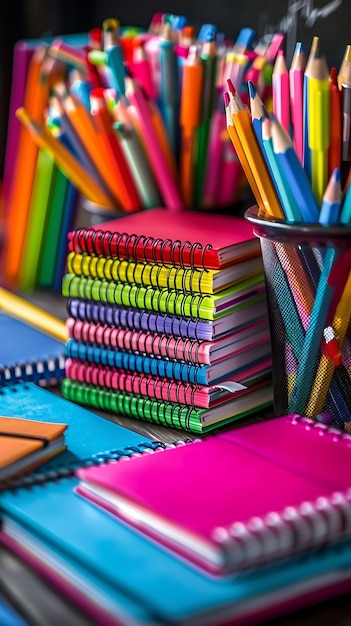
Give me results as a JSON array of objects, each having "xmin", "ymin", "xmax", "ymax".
[
  {"xmin": 61, "ymin": 273, "xmax": 265, "ymax": 321},
  {"xmin": 61, "ymin": 378, "xmax": 273, "ymax": 434}
]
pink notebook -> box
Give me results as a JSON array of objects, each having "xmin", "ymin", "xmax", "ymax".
[
  {"xmin": 76, "ymin": 414, "xmax": 351, "ymax": 576},
  {"xmin": 67, "ymin": 208, "xmax": 260, "ymax": 269}
]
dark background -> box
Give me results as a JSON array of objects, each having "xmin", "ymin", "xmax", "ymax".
[{"xmin": 0, "ymin": 0, "xmax": 349, "ymax": 178}]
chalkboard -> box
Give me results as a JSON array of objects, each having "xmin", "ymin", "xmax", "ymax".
[{"xmin": 86, "ymin": 0, "xmax": 349, "ymax": 67}]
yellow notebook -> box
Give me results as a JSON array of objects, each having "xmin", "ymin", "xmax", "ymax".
[{"xmin": 0, "ymin": 416, "xmax": 67, "ymax": 483}]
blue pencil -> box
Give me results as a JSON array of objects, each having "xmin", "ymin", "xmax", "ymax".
[
  {"xmin": 319, "ymin": 168, "xmax": 342, "ymax": 225},
  {"xmin": 270, "ymin": 113, "xmax": 320, "ymax": 223}
]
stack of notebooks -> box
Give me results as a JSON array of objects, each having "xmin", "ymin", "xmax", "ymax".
[
  {"xmin": 61, "ymin": 208, "xmax": 273, "ymax": 433},
  {"xmin": 1, "ymin": 386, "xmax": 351, "ymax": 625}
]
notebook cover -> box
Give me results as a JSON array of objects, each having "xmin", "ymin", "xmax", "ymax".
[
  {"xmin": 64, "ymin": 337, "xmax": 271, "ymax": 385},
  {"xmin": 75, "ymin": 414, "xmax": 351, "ymax": 576},
  {"xmin": 65, "ymin": 316, "xmax": 271, "ymax": 365},
  {"xmin": 67, "ymin": 209, "xmax": 261, "ymax": 269},
  {"xmin": 66, "ymin": 250, "xmax": 264, "ymax": 295},
  {"xmin": 64, "ymin": 357, "xmax": 271, "ymax": 409},
  {"xmin": 0, "ymin": 312, "xmax": 65, "ymax": 387},
  {"xmin": 0, "ymin": 417, "xmax": 67, "ymax": 482},
  {"xmin": 62, "ymin": 272, "xmax": 265, "ymax": 321},
  {"xmin": 66, "ymin": 297, "xmax": 269, "ymax": 341},
  {"xmin": 61, "ymin": 377, "xmax": 273, "ymax": 434}
]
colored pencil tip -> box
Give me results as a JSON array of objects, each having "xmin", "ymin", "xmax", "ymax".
[
  {"xmin": 333, "ymin": 168, "xmax": 341, "ymax": 183},
  {"xmin": 223, "ymin": 91, "xmax": 230, "ymax": 106},
  {"xmin": 247, "ymin": 80, "xmax": 256, "ymax": 100},
  {"xmin": 227, "ymin": 78, "xmax": 235, "ymax": 95}
]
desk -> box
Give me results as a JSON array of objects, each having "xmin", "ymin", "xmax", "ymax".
[{"xmin": 1, "ymin": 290, "xmax": 351, "ymax": 625}]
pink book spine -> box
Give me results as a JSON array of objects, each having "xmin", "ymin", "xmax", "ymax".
[
  {"xmin": 66, "ymin": 317, "xmax": 213, "ymax": 364},
  {"xmin": 65, "ymin": 358, "xmax": 212, "ymax": 407}
]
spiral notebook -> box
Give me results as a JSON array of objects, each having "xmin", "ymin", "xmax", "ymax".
[
  {"xmin": 76, "ymin": 414, "xmax": 351, "ymax": 576},
  {"xmin": 66, "ymin": 296, "xmax": 269, "ymax": 341},
  {"xmin": 2, "ymin": 388, "xmax": 351, "ymax": 626},
  {"xmin": 67, "ymin": 209, "xmax": 261, "ymax": 269},
  {"xmin": 0, "ymin": 293, "xmax": 66, "ymax": 387}
]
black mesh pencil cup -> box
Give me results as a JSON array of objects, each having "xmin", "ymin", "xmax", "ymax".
[{"xmin": 245, "ymin": 206, "xmax": 351, "ymax": 432}]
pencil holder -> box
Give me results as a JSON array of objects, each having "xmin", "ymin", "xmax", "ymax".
[{"xmin": 245, "ymin": 205, "xmax": 351, "ymax": 432}]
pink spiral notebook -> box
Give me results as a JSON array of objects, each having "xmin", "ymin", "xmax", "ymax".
[{"xmin": 76, "ymin": 414, "xmax": 351, "ymax": 576}]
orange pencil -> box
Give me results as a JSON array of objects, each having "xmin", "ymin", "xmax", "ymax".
[
  {"xmin": 90, "ymin": 88, "xmax": 141, "ymax": 211},
  {"xmin": 59, "ymin": 91, "xmax": 128, "ymax": 208},
  {"xmin": 4, "ymin": 44, "xmax": 50, "ymax": 285},
  {"xmin": 227, "ymin": 79, "xmax": 283, "ymax": 218},
  {"xmin": 16, "ymin": 107, "xmax": 115, "ymax": 208},
  {"xmin": 179, "ymin": 44, "xmax": 204, "ymax": 207}
]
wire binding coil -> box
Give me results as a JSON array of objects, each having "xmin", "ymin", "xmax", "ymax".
[
  {"xmin": 70, "ymin": 228, "xmax": 213, "ymax": 270},
  {"xmin": 0, "ymin": 355, "xmax": 65, "ymax": 387},
  {"xmin": 1, "ymin": 439, "xmax": 196, "ymax": 491}
]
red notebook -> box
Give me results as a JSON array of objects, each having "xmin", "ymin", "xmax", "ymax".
[
  {"xmin": 76, "ymin": 414, "xmax": 351, "ymax": 576},
  {"xmin": 67, "ymin": 208, "xmax": 260, "ymax": 269}
]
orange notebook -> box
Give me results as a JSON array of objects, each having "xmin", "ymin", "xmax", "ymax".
[{"xmin": 0, "ymin": 416, "xmax": 67, "ymax": 484}]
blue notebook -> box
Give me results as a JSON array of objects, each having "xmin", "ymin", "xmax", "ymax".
[
  {"xmin": 0, "ymin": 311, "xmax": 65, "ymax": 386},
  {"xmin": 1, "ymin": 383, "xmax": 351, "ymax": 625}
]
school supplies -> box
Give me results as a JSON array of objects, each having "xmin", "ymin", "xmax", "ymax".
[
  {"xmin": 75, "ymin": 413, "xmax": 351, "ymax": 576},
  {"xmin": 0, "ymin": 416, "xmax": 67, "ymax": 484},
  {"xmin": 2, "ymin": 384, "xmax": 351, "ymax": 625},
  {"xmin": 0, "ymin": 289, "xmax": 66, "ymax": 386}
]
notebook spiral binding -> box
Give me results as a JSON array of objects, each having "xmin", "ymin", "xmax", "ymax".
[
  {"xmin": 67, "ymin": 299, "xmax": 206, "ymax": 341},
  {"xmin": 212, "ymin": 414, "xmax": 351, "ymax": 571},
  {"xmin": 65, "ymin": 275, "xmax": 208, "ymax": 319},
  {"xmin": 65, "ymin": 359, "xmax": 203, "ymax": 407},
  {"xmin": 68, "ymin": 318, "xmax": 205, "ymax": 364},
  {"xmin": 0, "ymin": 355, "xmax": 66, "ymax": 387},
  {"xmin": 70, "ymin": 228, "xmax": 214, "ymax": 269},
  {"xmin": 62, "ymin": 379, "xmax": 202, "ymax": 431},
  {"xmin": 68, "ymin": 252, "xmax": 210, "ymax": 294},
  {"xmin": 65, "ymin": 339, "xmax": 204, "ymax": 384},
  {"xmin": 0, "ymin": 438, "xmax": 196, "ymax": 492}
]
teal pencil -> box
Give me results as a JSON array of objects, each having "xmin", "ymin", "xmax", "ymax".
[
  {"xmin": 340, "ymin": 173, "xmax": 351, "ymax": 224},
  {"xmin": 270, "ymin": 113, "xmax": 320, "ymax": 223}
]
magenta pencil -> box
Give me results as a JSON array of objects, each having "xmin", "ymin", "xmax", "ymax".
[
  {"xmin": 289, "ymin": 42, "xmax": 305, "ymax": 163},
  {"xmin": 272, "ymin": 50, "xmax": 290, "ymax": 135},
  {"xmin": 201, "ymin": 107, "xmax": 225, "ymax": 207}
]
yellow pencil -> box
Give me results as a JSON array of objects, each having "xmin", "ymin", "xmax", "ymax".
[
  {"xmin": 0, "ymin": 287, "xmax": 67, "ymax": 343},
  {"xmin": 16, "ymin": 107, "xmax": 115, "ymax": 208},
  {"xmin": 224, "ymin": 92, "xmax": 264, "ymax": 213}
]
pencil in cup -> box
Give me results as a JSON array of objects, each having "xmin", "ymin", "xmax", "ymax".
[{"xmin": 245, "ymin": 206, "xmax": 351, "ymax": 428}]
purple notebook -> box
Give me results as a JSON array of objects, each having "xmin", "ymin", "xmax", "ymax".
[{"xmin": 76, "ymin": 414, "xmax": 351, "ymax": 576}]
